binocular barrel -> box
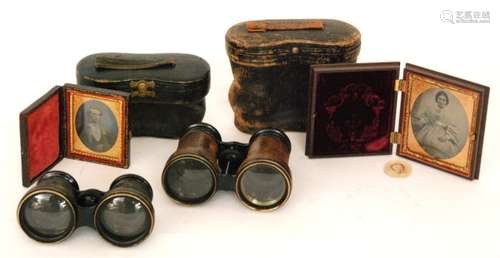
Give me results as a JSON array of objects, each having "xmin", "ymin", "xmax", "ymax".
[
  {"xmin": 95, "ymin": 174, "xmax": 154, "ymax": 246},
  {"xmin": 162, "ymin": 124, "xmax": 220, "ymax": 205},
  {"xmin": 17, "ymin": 171, "xmax": 79, "ymax": 243},
  {"xmin": 236, "ymin": 129, "xmax": 292, "ymax": 211},
  {"xmin": 162, "ymin": 123, "xmax": 292, "ymax": 211},
  {"xmin": 18, "ymin": 171, "xmax": 154, "ymax": 247}
]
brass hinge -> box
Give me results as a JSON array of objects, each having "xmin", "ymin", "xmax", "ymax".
[
  {"xmin": 390, "ymin": 132, "xmax": 402, "ymax": 144},
  {"xmin": 469, "ymin": 132, "xmax": 476, "ymax": 142},
  {"xmin": 130, "ymin": 80, "xmax": 156, "ymax": 97},
  {"xmin": 394, "ymin": 79, "xmax": 408, "ymax": 92}
]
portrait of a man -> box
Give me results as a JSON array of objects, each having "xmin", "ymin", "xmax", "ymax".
[
  {"xmin": 411, "ymin": 89, "xmax": 468, "ymax": 159},
  {"xmin": 75, "ymin": 100, "xmax": 118, "ymax": 153}
]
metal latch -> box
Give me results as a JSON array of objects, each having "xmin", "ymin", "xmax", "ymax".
[{"xmin": 130, "ymin": 80, "xmax": 156, "ymax": 97}]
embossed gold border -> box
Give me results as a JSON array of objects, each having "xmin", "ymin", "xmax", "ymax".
[
  {"xmin": 398, "ymin": 72, "xmax": 480, "ymax": 178},
  {"xmin": 65, "ymin": 88, "xmax": 127, "ymax": 167}
]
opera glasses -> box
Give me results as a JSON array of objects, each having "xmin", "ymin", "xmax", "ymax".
[
  {"xmin": 162, "ymin": 123, "xmax": 292, "ymax": 211},
  {"xmin": 17, "ymin": 171, "xmax": 154, "ymax": 247}
]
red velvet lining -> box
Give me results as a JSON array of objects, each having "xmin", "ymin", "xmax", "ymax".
[
  {"xmin": 26, "ymin": 93, "xmax": 60, "ymax": 180},
  {"xmin": 311, "ymin": 69, "xmax": 398, "ymax": 156}
]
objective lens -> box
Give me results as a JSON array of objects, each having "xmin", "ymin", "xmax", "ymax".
[
  {"xmin": 164, "ymin": 158, "xmax": 215, "ymax": 204},
  {"xmin": 20, "ymin": 192, "xmax": 74, "ymax": 241},
  {"xmin": 239, "ymin": 164, "xmax": 287, "ymax": 208},
  {"xmin": 96, "ymin": 196, "xmax": 151, "ymax": 245}
]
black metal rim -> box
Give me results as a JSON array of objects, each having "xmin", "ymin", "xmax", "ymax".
[
  {"xmin": 39, "ymin": 171, "xmax": 80, "ymax": 191},
  {"xmin": 186, "ymin": 122, "xmax": 222, "ymax": 142},
  {"xmin": 110, "ymin": 174, "xmax": 153, "ymax": 200},
  {"xmin": 249, "ymin": 128, "xmax": 291, "ymax": 153}
]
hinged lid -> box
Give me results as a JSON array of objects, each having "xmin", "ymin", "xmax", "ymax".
[
  {"xmin": 396, "ymin": 63, "xmax": 489, "ymax": 180},
  {"xmin": 77, "ymin": 53, "xmax": 210, "ymax": 103},
  {"xmin": 306, "ymin": 62, "xmax": 489, "ymax": 180},
  {"xmin": 20, "ymin": 84, "xmax": 131, "ymax": 187},
  {"xmin": 226, "ymin": 19, "xmax": 361, "ymax": 66},
  {"xmin": 306, "ymin": 62, "xmax": 400, "ymax": 157},
  {"xmin": 20, "ymin": 86, "xmax": 64, "ymax": 186}
]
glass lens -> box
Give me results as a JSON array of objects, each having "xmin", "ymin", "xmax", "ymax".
[
  {"xmin": 21, "ymin": 192, "xmax": 73, "ymax": 240},
  {"xmin": 239, "ymin": 164, "xmax": 287, "ymax": 208},
  {"xmin": 165, "ymin": 158, "xmax": 215, "ymax": 203},
  {"xmin": 98, "ymin": 196, "xmax": 150, "ymax": 242}
]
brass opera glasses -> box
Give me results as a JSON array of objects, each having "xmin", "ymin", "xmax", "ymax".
[
  {"xmin": 162, "ymin": 123, "xmax": 292, "ymax": 211},
  {"xmin": 17, "ymin": 171, "xmax": 154, "ymax": 246}
]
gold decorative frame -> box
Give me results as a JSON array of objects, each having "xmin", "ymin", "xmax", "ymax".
[
  {"xmin": 397, "ymin": 64, "xmax": 489, "ymax": 179},
  {"xmin": 64, "ymin": 85, "xmax": 129, "ymax": 168}
]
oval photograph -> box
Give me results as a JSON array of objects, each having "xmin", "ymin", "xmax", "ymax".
[
  {"xmin": 411, "ymin": 88, "xmax": 468, "ymax": 159},
  {"xmin": 75, "ymin": 100, "xmax": 118, "ymax": 153}
]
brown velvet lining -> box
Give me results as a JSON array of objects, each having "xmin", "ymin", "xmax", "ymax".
[{"xmin": 26, "ymin": 93, "xmax": 60, "ymax": 180}]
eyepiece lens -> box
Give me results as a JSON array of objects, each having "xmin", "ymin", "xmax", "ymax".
[
  {"xmin": 164, "ymin": 158, "xmax": 215, "ymax": 204},
  {"xmin": 21, "ymin": 192, "xmax": 73, "ymax": 241},
  {"xmin": 97, "ymin": 196, "xmax": 150, "ymax": 243},
  {"xmin": 239, "ymin": 165, "xmax": 287, "ymax": 208}
]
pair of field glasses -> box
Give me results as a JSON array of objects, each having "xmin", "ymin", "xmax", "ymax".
[
  {"xmin": 162, "ymin": 123, "xmax": 292, "ymax": 211},
  {"xmin": 18, "ymin": 123, "xmax": 292, "ymax": 246},
  {"xmin": 17, "ymin": 171, "xmax": 154, "ymax": 247}
]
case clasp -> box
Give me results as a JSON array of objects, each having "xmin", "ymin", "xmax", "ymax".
[{"xmin": 130, "ymin": 80, "xmax": 156, "ymax": 97}]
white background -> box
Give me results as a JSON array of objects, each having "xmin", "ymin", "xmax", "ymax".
[{"xmin": 0, "ymin": 0, "xmax": 498, "ymax": 257}]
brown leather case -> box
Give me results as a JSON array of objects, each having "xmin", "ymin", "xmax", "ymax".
[{"xmin": 226, "ymin": 19, "xmax": 361, "ymax": 133}]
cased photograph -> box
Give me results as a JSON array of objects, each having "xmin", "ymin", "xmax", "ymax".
[
  {"xmin": 397, "ymin": 64, "xmax": 489, "ymax": 179},
  {"xmin": 65, "ymin": 85, "xmax": 129, "ymax": 167},
  {"xmin": 75, "ymin": 99, "xmax": 118, "ymax": 153},
  {"xmin": 410, "ymin": 88, "xmax": 468, "ymax": 159}
]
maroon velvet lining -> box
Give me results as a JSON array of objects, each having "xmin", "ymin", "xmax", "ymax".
[
  {"xmin": 26, "ymin": 93, "xmax": 60, "ymax": 180},
  {"xmin": 311, "ymin": 70, "xmax": 398, "ymax": 156}
]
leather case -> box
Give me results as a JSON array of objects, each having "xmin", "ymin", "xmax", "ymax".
[
  {"xmin": 306, "ymin": 63, "xmax": 489, "ymax": 180},
  {"xmin": 226, "ymin": 19, "xmax": 361, "ymax": 133},
  {"xmin": 77, "ymin": 53, "xmax": 210, "ymax": 138},
  {"xmin": 20, "ymin": 84, "xmax": 130, "ymax": 186}
]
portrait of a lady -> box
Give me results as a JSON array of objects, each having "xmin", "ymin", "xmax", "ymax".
[{"xmin": 411, "ymin": 89, "xmax": 468, "ymax": 159}]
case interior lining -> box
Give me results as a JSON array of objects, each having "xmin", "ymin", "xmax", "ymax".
[
  {"xmin": 26, "ymin": 93, "xmax": 60, "ymax": 181},
  {"xmin": 311, "ymin": 70, "xmax": 398, "ymax": 156}
]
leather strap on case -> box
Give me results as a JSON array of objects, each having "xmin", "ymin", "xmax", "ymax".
[
  {"xmin": 246, "ymin": 20, "xmax": 324, "ymax": 32},
  {"xmin": 95, "ymin": 53, "xmax": 176, "ymax": 70}
]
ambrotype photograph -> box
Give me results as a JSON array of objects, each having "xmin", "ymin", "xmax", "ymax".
[
  {"xmin": 410, "ymin": 89, "xmax": 468, "ymax": 159},
  {"xmin": 65, "ymin": 86, "xmax": 129, "ymax": 167},
  {"xmin": 306, "ymin": 63, "xmax": 400, "ymax": 157},
  {"xmin": 397, "ymin": 64, "xmax": 489, "ymax": 179},
  {"xmin": 75, "ymin": 100, "xmax": 118, "ymax": 153}
]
